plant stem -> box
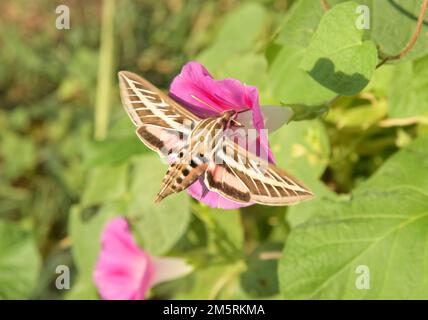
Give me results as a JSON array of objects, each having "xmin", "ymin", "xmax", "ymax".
[
  {"xmin": 94, "ymin": 0, "xmax": 115, "ymax": 140},
  {"xmin": 208, "ymin": 261, "xmax": 245, "ymax": 299},
  {"xmin": 320, "ymin": 0, "xmax": 331, "ymax": 11},
  {"xmin": 376, "ymin": 0, "xmax": 428, "ymax": 68}
]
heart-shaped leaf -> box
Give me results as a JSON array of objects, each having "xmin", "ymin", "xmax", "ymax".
[{"xmin": 300, "ymin": 1, "xmax": 378, "ymax": 96}]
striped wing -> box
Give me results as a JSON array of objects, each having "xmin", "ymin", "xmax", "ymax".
[
  {"xmin": 118, "ymin": 71, "xmax": 201, "ymax": 159},
  {"xmin": 205, "ymin": 139, "xmax": 314, "ymax": 206}
]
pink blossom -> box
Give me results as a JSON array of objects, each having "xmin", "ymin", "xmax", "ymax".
[
  {"xmin": 93, "ymin": 217, "xmax": 192, "ymax": 300},
  {"xmin": 169, "ymin": 61, "xmax": 274, "ymax": 209}
]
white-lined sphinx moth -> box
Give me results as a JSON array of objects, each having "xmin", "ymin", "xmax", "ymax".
[{"xmin": 118, "ymin": 71, "xmax": 313, "ymax": 206}]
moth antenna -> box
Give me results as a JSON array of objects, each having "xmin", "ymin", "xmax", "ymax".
[
  {"xmin": 230, "ymin": 119, "xmax": 244, "ymax": 127},
  {"xmin": 191, "ymin": 95, "xmax": 222, "ymax": 113},
  {"xmin": 236, "ymin": 108, "xmax": 251, "ymax": 114}
]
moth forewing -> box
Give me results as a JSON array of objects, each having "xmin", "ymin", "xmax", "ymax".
[
  {"xmin": 118, "ymin": 71, "xmax": 200, "ymax": 161},
  {"xmin": 206, "ymin": 138, "xmax": 314, "ymax": 206},
  {"xmin": 118, "ymin": 71, "xmax": 200, "ymax": 130}
]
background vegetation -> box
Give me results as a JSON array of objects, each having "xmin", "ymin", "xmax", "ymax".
[{"xmin": 1, "ymin": 0, "xmax": 428, "ymax": 299}]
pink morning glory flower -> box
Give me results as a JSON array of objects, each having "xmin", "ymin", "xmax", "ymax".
[
  {"xmin": 93, "ymin": 217, "xmax": 192, "ymax": 300},
  {"xmin": 169, "ymin": 61, "xmax": 278, "ymax": 209}
]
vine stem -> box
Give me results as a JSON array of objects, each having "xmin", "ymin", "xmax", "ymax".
[
  {"xmin": 208, "ymin": 261, "xmax": 245, "ymax": 299},
  {"xmin": 94, "ymin": 0, "xmax": 115, "ymax": 140},
  {"xmin": 320, "ymin": 0, "xmax": 330, "ymax": 11},
  {"xmin": 376, "ymin": 0, "xmax": 428, "ymax": 68}
]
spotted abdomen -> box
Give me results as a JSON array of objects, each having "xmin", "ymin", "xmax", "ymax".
[
  {"xmin": 154, "ymin": 116, "xmax": 228, "ymax": 203},
  {"xmin": 154, "ymin": 154, "xmax": 208, "ymax": 202}
]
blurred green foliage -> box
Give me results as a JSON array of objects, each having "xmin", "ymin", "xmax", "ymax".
[{"xmin": 1, "ymin": 0, "xmax": 428, "ymax": 300}]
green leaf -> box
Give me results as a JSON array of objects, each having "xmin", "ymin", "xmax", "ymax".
[
  {"xmin": 0, "ymin": 222, "xmax": 40, "ymax": 299},
  {"xmin": 84, "ymin": 137, "xmax": 149, "ymax": 167},
  {"xmin": 265, "ymin": 45, "xmax": 336, "ymax": 106},
  {"xmin": 273, "ymin": 0, "xmax": 353, "ymax": 49},
  {"xmin": 69, "ymin": 202, "xmax": 124, "ymax": 279},
  {"xmin": 211, "ymin": 53, "xmax": 268, "ymax": 90},
  {"xmin": 0, "ymin": 132, "xmax": 37, "ymax": 181},
  {"xmin": 274, "ymin": 0, "xmax": 326, "ymax": 48},
  {"xmin": 81, "ymin": 163, "xmax": 128, "ymax": 207},
  {"xmin": 280, "ymin": 187, "xmax": 428, "ymax": 299},
  {"xmin": 65, "ymin": 277, "xmax": 99, "ymax": 300},
  {"xmin": 210, "ymin": 208, "xmax": 243, "ymax": 254},
  {"xmin": 289, "ymin": 131, "xmax": 428, "ymax": 227},
  {"xmin": 363, "ymin": 65, "xmax": 395, "ymax": 97},
  {"xmin": 389, "ymin": 55, "xmax": 428, "ymax": 118},
  {"xmin": 300, "ymin": 1, "xmax": 378, "ymax": 95},
  {"xmin": 269, "ymin": 119, "xmax": 330, "ymax": 180},
  {"xmin": 372, "ymin": 0, "xmax": 428, "ymax": 61},
  {"xmin": 280, "ymin": 133, "xmax": 428, "ymax": 298},
  {"xmin": 325, "ymin": 100, "xmax": 388, "ymax": 129},
  {"xmin": 58, "ymin": 48, "xmax": 98, "ymax": 100},
  {"xmin": 127, "ymin": 155, "xmax": 191, "ymax": 255},
  {"xmin": 356, "ymin": 133, "xmax": 428, "ymax": 193},
  {"xmin": 194, "ymin": 206, "xmax": 243, "ymax": 257},
  {"xmin": 240, "ymin": 242, "xmax": 282, "ymax": 297},
  {"xmin": 175, "ymin": 262, "xmax": 247, "ymax": 299},
  {"xmin": 197, "ymin": 2, "xmax": 267, "ymax": 71},
  {"xmin": 286, "ymin": 179, "xmax": 339, "ymax": 228}
]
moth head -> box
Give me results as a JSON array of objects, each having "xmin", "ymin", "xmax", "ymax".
[{"xmin": 221, "ymin": 110, "xmax": 244, "ymax": 128}]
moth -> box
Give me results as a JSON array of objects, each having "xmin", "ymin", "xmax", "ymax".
[{"xmin": 118, "ymin": 71, "xmax": 313, "ymax": 206}]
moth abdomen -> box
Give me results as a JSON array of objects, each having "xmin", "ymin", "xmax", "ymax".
[{"xmin": 154, "ymin": 158, "xmax": 207, "ymax": 203}]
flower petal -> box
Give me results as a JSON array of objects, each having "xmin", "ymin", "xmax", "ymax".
[
  {"xmin": 170, "ymin": 61, "xmax": 254, "ymax": 117},
  {"xmin": 169, "ymin": 61, "xmax": 275, "ymax": 209},
  {"xmin": 150, "ymin": 257, "xmax": 193, "ymax": 286},
  {"xmin": 237, "ymin": 106, "xmax": 294, "ymax": 133},
  {"xmin": 93, "ymin": 217, "xmax": 154, "ymax": 300}
]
